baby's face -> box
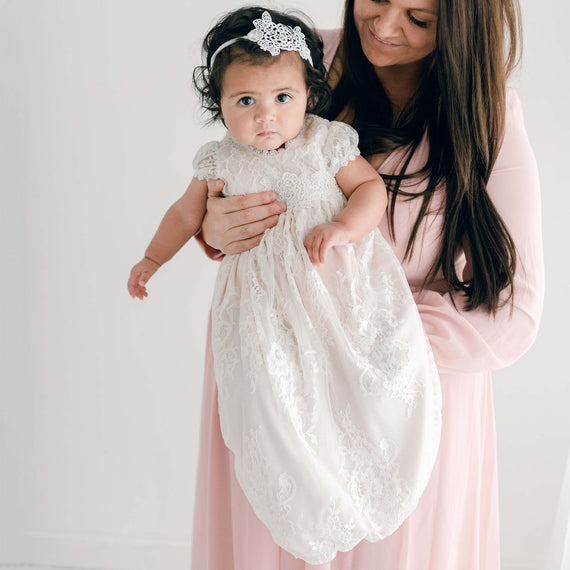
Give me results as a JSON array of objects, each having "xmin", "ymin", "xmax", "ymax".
[{"xmin": 219, "ymin": 51, "xmax": 309, "ymax": 151}]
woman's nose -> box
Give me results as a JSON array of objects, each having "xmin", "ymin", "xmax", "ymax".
[{"xmin": 373, "ymin": 8, "xmax": 401, "ymax": 38}]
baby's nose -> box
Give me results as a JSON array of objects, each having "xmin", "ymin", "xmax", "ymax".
[{"xmin": 255, "ymin": 103, "xmax": 276, "ymax": 122}]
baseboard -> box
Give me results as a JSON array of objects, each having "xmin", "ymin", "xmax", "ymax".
[{"xmin": 3, "ymin": 530, "xmax": 191, "ymax": 570}]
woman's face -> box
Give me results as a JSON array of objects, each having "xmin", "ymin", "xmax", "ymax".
[{"xmin": 353, "ymin": 0, "xmax": 438, "ymax": 70}]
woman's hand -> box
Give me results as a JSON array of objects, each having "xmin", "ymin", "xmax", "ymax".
[
  {"xmin": 201, "ymin": 180, "xmax": 286, "ymax": 254},
  {"xmin": 127, "ymin": 258, "xmax": 161, "ymax": 300},
  {"xmin": 304, "ymin": 221, "xmax": 351, "ymax": 266}
]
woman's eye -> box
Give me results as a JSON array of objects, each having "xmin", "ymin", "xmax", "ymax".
[
  {"xmin": 238, "ymin": 96, "xmax": 254, "ymax": 106},
  {"xmin": 276, "ymin": 93, "xmax": 291, "ymax": 103},
  {"xmin": 408, "ymin": 13, "xmax": 428, "ymax": 28}
]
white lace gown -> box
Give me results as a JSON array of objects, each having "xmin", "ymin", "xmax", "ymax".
[{"xmin": 192, "ymin": 114, "xmax": 442, "ymax": 565}]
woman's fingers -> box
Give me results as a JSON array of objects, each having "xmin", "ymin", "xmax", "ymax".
[
  {"xmin": 223, "ymin": 214, "xmax": 281, "ymax": 253},
  {"xmin": 233, "ymin": 199, "xmax": 285, "ymax": 222},
  {"xmin": 226, "ymin": 207, "xmax": 282, "ymax": 237},
  {"xmin": 217, "ymin": 203, "xmax": 285, "ymax": 253},
  {"xmin": 202, "ymin": 185, "xmax": 286, "ymax": 254},
  {"xmin": 224, "ymin": 233, "xmax": 265, "ymax": 255},
  {"xmin": 208, "ymin": 191, "xmax": 284, "ymax": 216}
]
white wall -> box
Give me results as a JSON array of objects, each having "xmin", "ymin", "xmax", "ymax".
[
  {"xmin": 0, "ymin": 1, "xmax": 568, "ymax": 569},
  {"xmin": 494, "ymin": 0, "xmax": 570, "ymax": 566}
]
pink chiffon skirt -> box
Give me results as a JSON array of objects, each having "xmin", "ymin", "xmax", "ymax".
[{"xmin": 191, "ymin": 317, "xmax": 501, "ymax": 570}]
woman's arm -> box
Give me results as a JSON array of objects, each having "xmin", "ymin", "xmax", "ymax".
[
  {"xmin": 414, "ymin": 89, "xmax": 544, "ymax": 374},
  {"xmin": 304, "ymin": 156, "xmax": 387, "ymax": 264},
  {"xmin": 127, "ymin": 177, "xmax": 208, "ymax": 299}
]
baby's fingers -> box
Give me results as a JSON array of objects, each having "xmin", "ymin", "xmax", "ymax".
[
  {"xmin": 318, "ymin": 239, "xmax": 332, "ymax": 264},
  {"xmin": 306, "ymin": 232, "xmax": 324, "ymax": 265},
  {"xmin": 128, "ymin": 269, "xmax": 149, "ymax": 300},
  {"xmin": 127, "ymin": 271, "xmax": 141, "ymax": 297},
  {"xmin": 138, "ymin": 271, "xmax": 151, "ymax": 286},
  {"xmin": 135, "ymin": 271, "xmax": 151, "ymax": 298},
  {"xmin": 304, "ymin": 231, "xmax": 317, "ymax": 264},
  {"xmin": 128, "ymin": 281, "xmax": 147, "ymax": 300},
  {"xmin": 312, "ymin": 238, "xmax": 323, "ymax": 265}
]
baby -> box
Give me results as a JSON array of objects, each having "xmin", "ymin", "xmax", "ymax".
[{"xmin": 128, "ymin": 7, "xmax": 441, "ymax": 565}]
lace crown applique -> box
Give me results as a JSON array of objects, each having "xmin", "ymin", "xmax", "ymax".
[{"xmin": 210, "ymin": 10, "xmax": 313, "ymax": 68}]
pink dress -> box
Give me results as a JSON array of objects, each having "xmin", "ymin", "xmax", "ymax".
[{"xmin": 190, "ymin": 30, "xmax": 544, "ymax": 570}]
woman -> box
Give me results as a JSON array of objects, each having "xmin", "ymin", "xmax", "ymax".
[{"xmin": 191, "ymin": 0, "xmax": 544, "ymax": 568}]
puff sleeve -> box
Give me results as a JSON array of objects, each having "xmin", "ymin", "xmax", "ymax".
[
  {"xmin": 324, "ymin": 120, "xmax": 361, "ymax": 175},
  {"xmin": 413, "ymin": 89, "xmax": 544, "ymax": 375},
  {"xmin": 192, "ymin": 141, "xmax": 219, "ymax": 181}
]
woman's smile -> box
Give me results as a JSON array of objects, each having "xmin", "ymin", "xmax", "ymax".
[
  {"xmin": 354, "ymin": 0, "xmax": 438, "ymax": 70},
  {"xmin": 369, "ymin": 27, "xmax": 401, "ymax": 48}
]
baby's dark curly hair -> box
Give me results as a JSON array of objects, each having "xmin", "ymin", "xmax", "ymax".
[{"xmin": 193, "ymin": 6, "xmax": 331, "ymax": 124}]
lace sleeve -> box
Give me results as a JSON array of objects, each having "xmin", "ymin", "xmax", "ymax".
[
  {"xmin": 324, "ymin": 120, "xmax": 361, "ymax": 175},
  {"xmin": 192, "ymin": 141, "xmax": 219, "ymax": 180}
]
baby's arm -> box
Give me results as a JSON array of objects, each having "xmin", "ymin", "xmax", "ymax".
[
  {"xmin": 304, "ymin": 156, "xmax": 387, "ymax": 265},
  {"xmin": 127, "ymin": 177, "xmax": 208, "ymax": 299}
]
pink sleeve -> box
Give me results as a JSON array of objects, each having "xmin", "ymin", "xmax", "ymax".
[
  {"xmin": 413, "ymin": 89, "xmax": 544, "ymax": 375},
  {"xmin": 317, "ymin": 29, "xmax": 341, "ymax": 71}
]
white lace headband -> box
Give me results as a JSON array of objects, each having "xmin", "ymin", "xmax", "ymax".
[{"xmin": 209, "ymin": 10, "xmax": 314, "ymax": 69}]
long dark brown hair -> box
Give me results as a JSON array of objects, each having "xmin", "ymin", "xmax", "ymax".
[{"xmin": 328, "ymin": 0, "xmax": 522, "ymax": 313}]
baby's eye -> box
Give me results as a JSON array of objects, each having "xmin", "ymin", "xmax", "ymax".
[
  {"xmin": 276, "ymin": 93, "xmax": 291, "ymax": 103},
  {"xmin": 238, "ymin": 96, "xmax": 254, "ymax": 106}
]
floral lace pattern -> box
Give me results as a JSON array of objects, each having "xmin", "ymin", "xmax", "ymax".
[
  {"xmin": 247, "ymin": 10, "xmax": 313, "ymax": 65},
  {"xmin": 196, "ymin": 114, "xmax": 442, "ymax": 564},
  {"xmin": 335, "ymin": 405, "xmax": 414, "ymax": 532}
]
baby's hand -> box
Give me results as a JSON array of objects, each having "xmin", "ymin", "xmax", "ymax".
[
  {"xmin": 127, "ymin": 258, "xmax": 161, "ymax": 299},
  {"xmin": 304, "ymin": 221, "xmax": 351, "ymax": 266}
]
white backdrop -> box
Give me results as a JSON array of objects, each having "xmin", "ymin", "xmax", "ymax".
[{"xmin": 0, "ymin": 1, "xmax": 568, "ymax": 569}]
